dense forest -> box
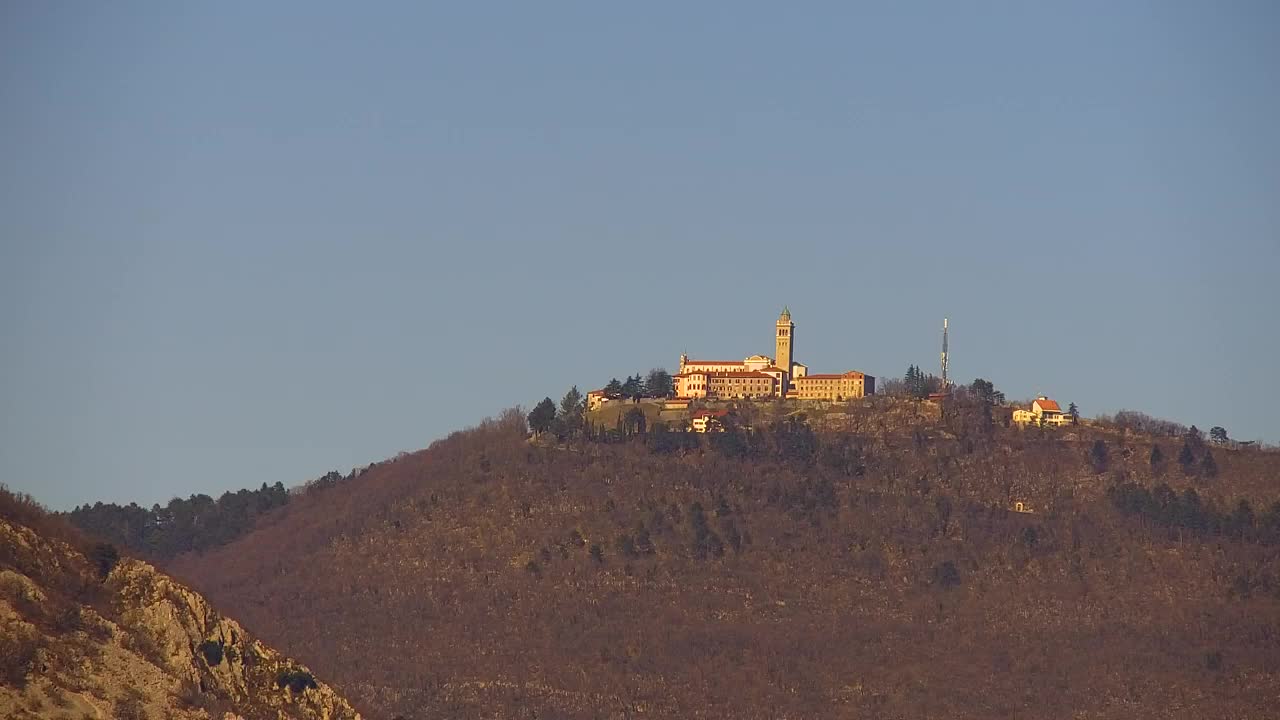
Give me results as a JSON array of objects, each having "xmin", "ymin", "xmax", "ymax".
[
  {"xmin": 67, "ymin": 482, "xmax": 291, "ymax": 561},
  {"xmin": 151, "ymin": 397, "xmax": 1280, "ymax": 719}
]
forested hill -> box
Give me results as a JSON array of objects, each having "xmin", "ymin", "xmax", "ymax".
[
  {"xmin": 66, "ymin": 481, "xmax": 292, "ymax": 561},
  {"xmin": 157, "ymin": 400, "xmax": 1280, "ymax": 720}
]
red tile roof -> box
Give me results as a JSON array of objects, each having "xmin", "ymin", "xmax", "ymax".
[
  {"xmin": 1034, "ymin": 398, "xmax": 1062, "ymax": 412},
  {"xmin": 708, "ymin": 371, "xmax": 773, "ymax": 379},
  {"xmin": 795, "ymin": 371, "xmax": 866, "ymax": 381},
  {"xmin": 691, "ymin": 409, "xmax": 730, "ymax": 419}
]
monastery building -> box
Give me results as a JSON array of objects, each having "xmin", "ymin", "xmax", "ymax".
[{"xmin": 673, "ymin": 308, "xmax": 875, "ymax": 402}]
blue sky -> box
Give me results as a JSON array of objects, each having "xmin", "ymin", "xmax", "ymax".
[{"xmin": 3, "ymin": 2, "xmax": 1277, "ymax": 509}]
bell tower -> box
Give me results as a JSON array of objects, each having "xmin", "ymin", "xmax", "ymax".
[{"xmin": 775, "ymin": 306, "xmax": 794, "ymax": 389}]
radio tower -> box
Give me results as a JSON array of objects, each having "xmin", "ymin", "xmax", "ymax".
[{"xmin": 940, "ymin": 318, "xmax": 950, "ymax": 392}]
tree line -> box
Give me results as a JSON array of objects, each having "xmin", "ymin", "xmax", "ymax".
[
  {"xmin": 66, "ymin": 482, "xmax": 289, "ymax": 560},
  {"xmin": 1107, "ymin": 480, "xmax": 1280, "ymax": 545},
  {"xmin": 528, "ymin": 369, "xmax": 674, "ymax": 438},
  {"xmin": 601, "ymin": 368, "xmax": 673, "ymax": 401}
]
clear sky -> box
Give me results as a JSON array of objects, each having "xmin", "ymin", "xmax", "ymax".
[{"xmin": 2, "ymin": 2, "xmax": 1277, "ymax": 510}]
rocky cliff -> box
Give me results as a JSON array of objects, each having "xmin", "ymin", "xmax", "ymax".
[{"xmin": 0, "ymin": 508, "xmax": 362, "ymax": 720}]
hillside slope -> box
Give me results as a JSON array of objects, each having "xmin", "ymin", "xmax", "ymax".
[
  {"xmin": 0, "ymin": 490, "xmax": 363, "ymax": 720},
  {"xmin": 168, "ymin": 406, "xmax": 1280, "ymax": 719}
]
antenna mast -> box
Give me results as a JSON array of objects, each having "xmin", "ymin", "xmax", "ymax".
[{"xmin": 940, "ymin": 318, "xmax": 950, "ymax": 391}]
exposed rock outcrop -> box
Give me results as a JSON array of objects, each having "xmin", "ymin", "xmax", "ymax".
[{"xmin": 0, "ymin": 516, "xmax": 362, "ymax": 720}]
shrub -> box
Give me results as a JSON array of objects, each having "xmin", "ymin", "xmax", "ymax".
[
  {"xmin": 1205, "ymin": 651, "xmax": 1223, "ymax": 671},
  {"xmin": 115, "ymin": 688, "xmax": 147, "ymax": 720},
  {"xmin": 122, "ymin": 628, "xmax": 168, "ymax": 668},
  {"xmin": 615, "ymin": 534, "xmax": 637, "ymax": 558},
  {"xmin": 276, "ymin": 669, "xmax": 318, "ymax": 693},
  {"xmin": 0, "ymin": 629, "xmax": 38, "ymax": 686},
  {"xmin": 634, "ymin": 526, "xmax": 655, "ymax": 555},
  {"xmin": 932, "ymin": 560, "xmax": 962, "ymax": 588},
  {"xmin": 47, "ymin": 683, "xmax": 70, "ymax": 708},
  {"xmin": 89, "ymin": 543, "xmax": 120, "ymax": 581},
  {"xmin": 53, "ymin": 603, "xmax": 84, "ymax": 632}
]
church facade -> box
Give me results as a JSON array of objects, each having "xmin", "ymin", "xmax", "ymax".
[{"xmin": 672, "ymin": 308, "xmax": 874, "ymax": 401}]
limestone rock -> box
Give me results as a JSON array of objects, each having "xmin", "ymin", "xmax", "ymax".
[{"xmin": 0, "ymin": 517, "xmax": 362, "ymax": 720}]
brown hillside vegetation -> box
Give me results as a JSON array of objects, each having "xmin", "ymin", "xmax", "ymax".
[
  {"xmin": 0, "ymin": 487, "xmax": 362, "ymax": 720},
  {"xmin": 167, "ymin": 402, "xmax": 1280, "ymax": 719}
]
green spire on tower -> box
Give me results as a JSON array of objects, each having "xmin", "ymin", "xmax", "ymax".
[{"xmin": 781, "ymin": 306, "xmax": 791, "ymax": 319}]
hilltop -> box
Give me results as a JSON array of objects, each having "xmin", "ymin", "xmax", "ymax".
[
  {"xmin": 148, "ymin": 398, "xmax": 1280, "ymax": 719},
  {"xmin": 0, "ymin": 488, "xmax": 362, "ymax": 720}
]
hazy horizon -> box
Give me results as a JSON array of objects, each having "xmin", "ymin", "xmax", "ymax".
[{"xmin": 3, "ymin": 2, "xmax": 1278, "ymax": 510}]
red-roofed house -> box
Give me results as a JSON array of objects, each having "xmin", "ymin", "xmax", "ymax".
[
  {"xmin": 1013, "ymin": 396, "xmax": 1070, "ymax": 427},
  {"xmin": 586, "ymin": 389, "xmax": 609, "ymax": 412}
]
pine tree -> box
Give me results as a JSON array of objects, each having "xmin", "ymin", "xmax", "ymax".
[
  {"xmin": 1178, "ymin": 441, "xmax": 1196, "ymax": 474},
  {"xmin": 1200, "ymin": 450, "xmax": 1218, "ymax": 479},
  {"xmin": 1149, "ymin": 444, "xmax": 1165, "ymax": 475},
  {"xmin": 527, "ymin": 398, "xmax": 557, "ymax": 436},
  {"xmin": 557, "ymin": 386, "xmax": 584, "ymax": 437},
  {"xmin": 644, "ymin": 368, "xmax": 674, "ymax": 399}
]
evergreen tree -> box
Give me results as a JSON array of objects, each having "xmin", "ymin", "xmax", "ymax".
[
  {"xmin": 1210, "ymin": 426, "xmax": 1229, "ymax": 445},
  {"xmin": 1178, "ymin": 441, "xmax": 1196, "ymax": 474},
  {"xmin": 1230, "ymin": 499, "xmax": 1254, "ymax": 539},
  {"xmin": 1089, "ymin": 439, "xmax": 1109, "ymax": 473},
  {"xmin": 557, "ymin": 386, "xmax": 584, "ymax": 437},
  {"xmin": 603, "ymin": 378, "xmax": 624, "ymax": 399},
  {"xmin": 644, "ymin": 368, "xmax": 674, "ymax": 399},
  {"xmin": 1186, "ymin": 425, "xmax": 1204, "ymax": 451},
  {"xmin": 1149, "ymin": 444, "xmax": 1165, "ymax": 475},
  {"xmin": 969, "ymin": 378, "xmax": 1005, "ymax": 405},
  {"xmin": 1067, "ymin": 402, "xmax": 1080, "ymax": 425},
  {"xmin": 1200, "ymin": 450, "xmax": 1218, "ymax": 479},
  {"xmin": 622, "ymin": 374, "xmax": 643, "ymax": 400},
  {"xmin": 527, "ymin": 397, "xmax": 557, "ymax": 436},
  {"xmin": 622, "ymin": 406, "xmax": 647, "ymax": 436}
]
